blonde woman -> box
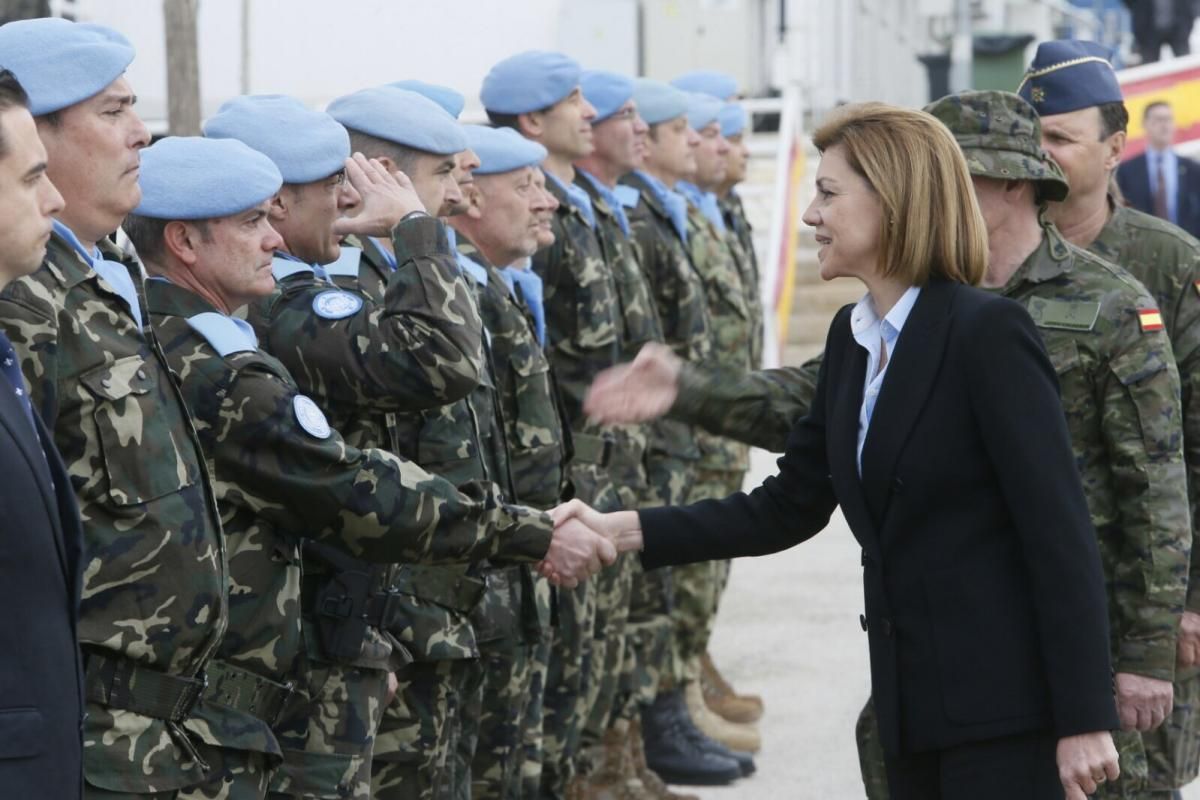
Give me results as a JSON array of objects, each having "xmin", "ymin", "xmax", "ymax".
[{"xmin": 550, "ymin": 103, "xmax": 1120, "ymax": 799}]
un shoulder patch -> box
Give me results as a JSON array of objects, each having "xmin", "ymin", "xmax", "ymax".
[
  {"xmin": 312, "ymin": 290, "xmax": 363, "ymax": 320},
  {"xmin": 1028, "ymin": 298, "xmax": 1100, "ymax": 332},
  {"xmin": 293, "ymin": 395, "xmax": 331, "ymax": 439}
]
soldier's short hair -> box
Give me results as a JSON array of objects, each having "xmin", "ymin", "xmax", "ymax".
[
  {"xmin": 812, "ymin": 102, "xmax": 988, "ymax": 287},
  {"xmin": 345, "ymin": 128, "xmax": 422, "ymax": 175},
  {"xmin": 0, "ymin": 69, "xmax": 30, "ymax": 158},
  {"xmin": 122, "ymin": 213, "xmax": 211, "ymax": 266},
  {"xmin": 1098, "ymin": 102, "xmax": 1129, "ymax": 140}
]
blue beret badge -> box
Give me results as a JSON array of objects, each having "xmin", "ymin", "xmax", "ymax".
[
  {"xmin": 293, "ymin": 395, "xmax": 332, "ymax": 439},
  {"xmin": 312, "ymin": 290, "xmax": 363, "ymax": 319}
]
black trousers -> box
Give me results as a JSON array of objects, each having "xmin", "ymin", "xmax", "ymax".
[{"xmin": 884, "ymin": 730, "xmax": 1062, "ymax": 800}]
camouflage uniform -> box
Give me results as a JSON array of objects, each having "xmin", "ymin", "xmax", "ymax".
[
  {"xmin": 719, "ymin": 189, "xmax": 765, "ymax": 372},
  {"xmin": 459, "ymin": 234, "xmax": 572, "ymax": 800},
  {"xmin": 662, "ymin": 193, "xmax": 754, "ymax": 687},
  {"xmin": 245, "ymin": 215, "xmax": 493, "ymax": 798},
  {"xmin": 615, "ymin": 170, "xmax": 714, "ymax": 728},
  {"xmin": 0, "ymin": 230, "xmax": 236, "ymax": 797},
  {"xmin": 447, "ymin": 239, "xmax": 548, "ymax": 800},
  {"xmin": 534, "ymin": 171, "xmax": 624, "ymax": 798},
  {"xmin": 1089, "ymin": 204, "xmax": 1200, "ymax": 795},
  {"xmin": 305, "ymin": 233, "xmax": 490, "ymax": 800},
  {"xmin": 573, "ymin": 170, "xmax": 659, "ymax": 762},
  {"xmin": 147, "ymin": 277, "xmax": 554, "ymax": 798}
]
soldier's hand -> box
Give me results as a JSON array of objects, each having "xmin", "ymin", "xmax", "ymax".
[
  {"xmin": 333, "ymin": 153, "xmax": 426, "ymax": 238},
  {"xmin": 385, "ymin": 671, "xmax": 399, "ymax": 705},
  {"xmin": 1115, "ymin": 671, "xmax": 1173, "ymax": 731},
  {"xmin": 1057, "ymin": 730, "xmax": 1119, "ymax": 800},
  {"xmin": 1178, "ymin": 610, "xmax": 1200, "ymax": 668},
  {"xmin": 584, "ymin": 342, "xmax": 682, "ymax": 424},
  {"xmin": 537, "ymin": 508, "xmax": 617, "ymax": 588}
]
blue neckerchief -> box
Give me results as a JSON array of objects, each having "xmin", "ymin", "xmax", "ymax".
[
  {"xmin": 272, "ymin": 251, "xmax": 331, "ymax": 283},
  {"xmin": 578, "ymin": 170, "xmax": 630, "ymax": 237},
  {"xmin": 545, "ymin": 171, "xmax": 596, "ymax": 229},
  {"xmin": 324, "ymin": 245, "xmax": 363, "ymax": 279},
  {"xmin": 185, "ymin": 311, "xmax": 260, "ymax": 357},
  {"xmin": 371, "ymin": 237, "xmax": 398, "ymax": 271},
  {"xmin": 456, "ymin": 251, "xmax": 489, "ymax": 287},
  {"xmin": 53, "ymin": 219, "xmax": 144, "ymax": 326},
  {"xmin": 500, "ymin": 260, "xmax": 546, "ymax": 347},
  {"xmin": 676, "ymin": 181, "xmax": 727, "ymax": 233},
  {"xmin": 633, "ymin": 171, "xmax": 688, "ymax": 243},
  {"xmin": 614, "ymin": 184, "xmax": 641, "ymax": 210}
]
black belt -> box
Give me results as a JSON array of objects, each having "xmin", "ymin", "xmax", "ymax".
[{"xmin": 85, "ymin": 652, "xmax": 294, "ymax": 727}]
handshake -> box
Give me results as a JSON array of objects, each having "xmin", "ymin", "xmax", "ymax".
[{"xmin": 536, "ymin": 501, "xmax": 645, "ymax": 587}]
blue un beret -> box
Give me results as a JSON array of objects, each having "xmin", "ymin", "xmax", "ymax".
[
  {"xmin": 719, "ymin": 102, "xmax": 748, "ymax": 138},
  {"xmin": 686, "ymin": 93, "xmax": 723, "ymax": 131},
  {"xmin": 632, "ymin": 79, "xmax": 690, "ymax": 126},
  {"xmin": 481, "ymin": 50, "xmax": 582, "ymax": 115},
  {"xmin": 466, "ymin": 126, "xmax": 547, "ymax": 175},
  {"xmin": 0, "ymin": 18, "xmax": 134, "ymax": 116},
  {"xmin": 327, "ymin": 86, "xmax": 467, "ymax": 155},
  {"xmin": 388, "ymin": 80, "xmax": 466, "ymax": 119},
  {"xmin": 581, "ymin": 70, "xmax": 635, "ymax": 123},
  {"xmin": 671, "ymin": 70, "xmax": 738, "ymax": 100},
  {"xmin": 204, "ymin": 95, "xmax": 349, "ymax": 185},
  {"xmin": 1017, "ymin": 40, "xmax": 1123, "ymax": 116},
  {"xmin": 134, "ymin": 136, "xmax": 282, "ymax": 220}
]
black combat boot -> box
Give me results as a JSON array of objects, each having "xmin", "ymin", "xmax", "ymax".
[
  {"xmin": 640, "ymin": 690, "xmax": 741, "ymax": 786},
  {"xmin": 663, "ymin": 687, "xmax": 757, "ymax": 777}
]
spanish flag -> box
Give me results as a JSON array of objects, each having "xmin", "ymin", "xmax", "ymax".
[{"xmin": 1138, "ymin": 309, "xmax": 1165, "ymax": 332}]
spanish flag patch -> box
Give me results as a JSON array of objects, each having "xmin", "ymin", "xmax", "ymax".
[{"xmin": 1138, "ymin": 309, "xmax": 1165, "ymax": 332}]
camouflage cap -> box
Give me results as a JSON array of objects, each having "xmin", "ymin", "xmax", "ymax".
[{"xmin": 924, "ymin": 90, "xmax": 1069, "ymax": 202}]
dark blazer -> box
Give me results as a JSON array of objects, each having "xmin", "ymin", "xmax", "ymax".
[
  {"xmin": 641, "ymin": 279, "xmax": 1119, "ymax": 757},
  {"xmin": 1117, "ymin": 151, "xmax": 1200, "ymax": 239},
  {"xmin": 0, "ymin": 376, "xmax": 84, "ymax": 797}
]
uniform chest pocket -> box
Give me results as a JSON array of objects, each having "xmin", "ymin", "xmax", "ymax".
[
  {"xmin": 508, "ymin": 347, "xmax": 560, "ymax": 451},
  {"xmin": 79, "ymin": 355, "xmax": 199, "ymax": 506},
  {"xmin": 571, "ymin": 264, "xmax": 620, "ymax": 350}
]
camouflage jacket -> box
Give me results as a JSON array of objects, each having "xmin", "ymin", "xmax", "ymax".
[
  {"xmin": 720, "ymin": 190, "xmax": 765, "ymax": 369},
  {"xmin": 673, "ymin": 226, "xmax": 1192, "ymax": 680},
  {"xmin": 576, "ymin": 170, "xmax": 655, "ymax": 507},
  {"xmin": 682, "ymin": 199, "xmax": 752, "ymax": 473},
  {"xmin": 1090, "ymin": 203, "xmax": 1200, "ymax": 612},
  {"xmin": 533, "ymin": 171, "xmax": 623, "ymax": 510},
  {"xmin": 146, "ymin": 278, "xmax": 555, "ymax": 739},
  {"xmin": 619, "ymin": 171, "xmax": 712, "ymax": 495},
  {"xmin": 0, "ymin": 231, "xmax": 229, "ymax": 792}
]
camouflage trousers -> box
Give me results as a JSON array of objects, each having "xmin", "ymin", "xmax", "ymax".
[
  {"xmin": 1144, "ymin": 667, "xmax": 1200, "ymax": 792},
  {"xmin": 269, "ymin": 653, "xmax": 390, "ymax": 800},
  {"xmin": 855, "ymin": 696, "xmax": 1159, "ymax": 800},
  {"xmin": 610, "ymin": 555, "xmax": 678, "ymax": 728},
  {"xmin": 580, "ymin": 551, "xmax": 636, "ymax": 758},
  {"xmin": 671, "ymin": 469, "xmax": 743, "ymax": 683},
  {"xmin": 538, "ymin": 582, "xmax": 597, "ymax": 799},
  {"xmin": 88, "ymin": 751, "xmax": 272, "ymax": 800},
  {"xmin": 371, "ymin": 657, "xmax": 483, "ymax": 800},
  {"xmin": 460, "ymin": 637, "xmax": 537, "ymax": 800},
  {"xmin": 519, "ymin": 633, "xmax": 554, "ymax": 799}
]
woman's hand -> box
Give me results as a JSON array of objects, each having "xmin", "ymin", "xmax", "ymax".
[
  {"xmin": 1056, "ymin": 730, "xmax": 1119, "ymax": 800},
  {"xmin": 536, "ymin": 500, "xmax": 644, "ymax": 587}
]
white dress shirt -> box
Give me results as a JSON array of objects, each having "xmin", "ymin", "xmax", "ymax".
[{"xmin": 850, "ymin": 285, "xmax": 922, "ymax": 474}]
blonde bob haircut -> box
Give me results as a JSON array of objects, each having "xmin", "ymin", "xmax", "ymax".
[{"xmin": 812, "ymin": 102, "xmax": 988, "ymax": 287}]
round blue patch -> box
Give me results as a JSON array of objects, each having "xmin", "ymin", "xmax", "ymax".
[
  {"xmin": 312, "ymin": 290, "xmax": 363, "ymax": 319},
  {"xmin": 293, "ymin": 395, "xmax": 332, "ymax": 439}
]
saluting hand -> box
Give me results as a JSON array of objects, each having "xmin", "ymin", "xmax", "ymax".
[
  {"xmin": 333, "ymin": 152, "xmax": 426, "ymax": 238},
  {"xmin": 584, "ymin": 342, "xmax": 682, "ymax": 424}
]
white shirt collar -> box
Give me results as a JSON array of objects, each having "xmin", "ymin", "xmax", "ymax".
[{"xmin": 850, "ymin": 285, "xmax": 921, "ymax": 345}]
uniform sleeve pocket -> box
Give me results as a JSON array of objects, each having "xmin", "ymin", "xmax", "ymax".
[{"xmin": 1110, "ymin": 347, "xmax": 1181, "ymax": 456}]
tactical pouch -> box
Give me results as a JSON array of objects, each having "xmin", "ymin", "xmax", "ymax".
[{"xmin": 311, "ymin": 569, "xmax": 375, "ymax": 663}]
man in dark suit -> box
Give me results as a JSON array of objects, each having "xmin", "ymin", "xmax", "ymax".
[
  {"xmin": 1117, "ymin": 100, "xmax": 1200, "ymax": 237},
  {"xmin": 1123, "ymin": 0, "xmax": 1196, "ymax": 63},
  {"xmin": 0, "ymin": 68, "xmax": 84, "ymax": 799}
]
